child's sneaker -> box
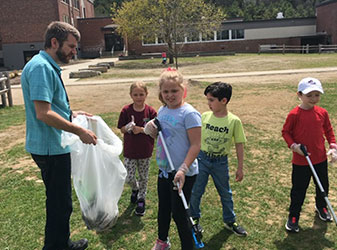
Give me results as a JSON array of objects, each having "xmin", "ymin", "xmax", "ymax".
[
  {"xmin": 151, "ymin": 239, "xmax": 171, "ymax": 250},
  {"xmin": 224, "ymin": 222, "xmax": 247, "ymax": 236},
  {"xmin": 285, "ymin": 216, "xmax": 299, "ymax": 233},
  {"xmin": 316, "ymin": 206, "xmax": 332, "ymax": 222},
  {"xmin": 130, "ymin": 190, "xmax": 138, "ymax": 204},
  {"xmin": 135, "ymin": 198, "xmax": 145, "ymax": 216}
]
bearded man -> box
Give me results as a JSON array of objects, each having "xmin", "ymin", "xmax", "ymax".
[{"xmin": 21, "ymin": 21, "xmax": 97, "ymax": 250}]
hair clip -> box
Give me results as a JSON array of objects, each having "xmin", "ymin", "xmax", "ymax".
[{"xmin": 166, "ymin": 67, "xmax": 176, "ymax": 71}]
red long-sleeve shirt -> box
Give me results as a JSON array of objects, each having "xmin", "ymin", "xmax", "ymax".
[{"xmin": 282, "ymin": 105, "xmax": 336, "ymax": 165}]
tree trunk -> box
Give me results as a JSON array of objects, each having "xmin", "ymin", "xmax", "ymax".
[
  {"xmin": 169, "ymin": 54, "xmax": 174, "ymax": 64},
  {"xmin": 167, "ymin": 41, "xmax": 175, "ymax": 64}
]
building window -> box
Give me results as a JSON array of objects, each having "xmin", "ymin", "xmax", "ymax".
[
  {"xmin": 142, "ymin": 27, "xmax": 245, "ymax": 46},
  {"xmin": 232, "ymin": 29, "xmax": 244, "ymax": 39},
  {"xmin": 62, "ymin": 0, "xmax": 69, "ymax": 4},
  {"xmin": 202, "ymin": 31, "xmax": 215, "ymax": 41},
  {"xmin": 157, "ymin": 35, "xmax": 165, "ymax": 44},
  {"xmin": 63, "ymin": 15, "xmax": 70, "ymax": 24},
  {"xmin": 73, "ymin": 0, "xmax": 80, "ymax": 9},
  {"xmin": 175, "ymin": 35, "xmax": 185, "ymax": 43},
  {"xmin": 217, "ymin": 29, "xmax": 229, "ymax": 40},
  {"xmin": 143, "ymin": 35, "xmax": 156, "ymax": 45},
  {"xmin": 187, "ymin": 31, "xmax": 200, "ymax": 42}
]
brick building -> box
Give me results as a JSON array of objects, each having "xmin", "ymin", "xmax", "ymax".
[
  {"xmin": 316, "ymin": 0, "xmax": 337, "ymax": 44},
  {"xmin": 0, "ymin": 0, "xmax": 336, "ymax": 69},
  {"xmin": 77, "ymin": 17, "xmax": 124, "ymax": 58},
  {"xmin": 127, "ymin": 17, "xmax": 318, "ymax": 56},
  {"xmin": 125, "ymin": 0, "xmax": 336, "ymax": 56},
  {"xmin": 0, "ymin": 0, "xmax": 95, "ymax": 69}
]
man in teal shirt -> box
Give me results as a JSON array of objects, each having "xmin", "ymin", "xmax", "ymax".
[{"xmin": 21, "ymin": 21, "xmax": 97, "ymax": 250}]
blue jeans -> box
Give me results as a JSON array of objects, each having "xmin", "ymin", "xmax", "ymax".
[{"xmin": 190, "ymin": 151, "xmax": 236, "ymax": 223}]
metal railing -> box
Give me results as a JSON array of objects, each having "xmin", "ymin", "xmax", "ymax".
[{"xmin": 258, "ymin": 44, "xmax": 337, "ymax": 54}]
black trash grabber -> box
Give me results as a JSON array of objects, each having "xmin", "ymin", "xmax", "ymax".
[
  {"xmin": 154, "ymin": 118, "xmax": 204, "ymax": 248},
  {"xmin": 300, "ymin": 144, "xmax": 337, "ymax": 226}
]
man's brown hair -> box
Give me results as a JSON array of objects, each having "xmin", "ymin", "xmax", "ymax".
[{"xmin": 44, "ymin": 21, "xmax": 80, "ymax": 49}]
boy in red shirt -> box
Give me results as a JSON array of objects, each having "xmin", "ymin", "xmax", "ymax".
[{"xmin": 282, "ymin": 77, "xmax": 337, "ymax": 233}]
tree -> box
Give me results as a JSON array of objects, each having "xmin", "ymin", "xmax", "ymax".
[
  {"xmin": 114, "ymin": 0, "xmax": 224, "ymax": 68},
  {"xmin": 94, "ymin": 0, "xmax": 123, "ymax": 17}
]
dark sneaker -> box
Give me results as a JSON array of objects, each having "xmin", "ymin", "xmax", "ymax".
[
  {"xmin": 65, "ymin": 238, "xmax": 88, "ymax": 250},
  {"xmin": 224, "ymin": 222, "xmax": 247, "ymax": 236},
  {"xmin": 135, "ymin": 198, "xmax": 146, "ymax": 216},
  {"xmin": 130, "ymin": 190, "xmax": 139, "ymax": 204},
  {"xmin": 316, "ymin": 206, "xmax": 332, "ymax": 222},
  {"xmin": 285, "ymin": 217, "xmax": 299, "ymax": 233}
]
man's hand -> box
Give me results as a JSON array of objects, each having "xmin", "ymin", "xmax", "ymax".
[
  {"xmin": 78, "ymin": 127, "xmax": 97, "ymax": 145},
  {"xmin": 72, "ymin": 111, "xmax": 93, "ymax": 118}
]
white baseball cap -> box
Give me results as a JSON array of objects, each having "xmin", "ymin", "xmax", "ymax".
[{"xmin": 298, "ymin": 77, "xmax": 324, "ymax": 94}]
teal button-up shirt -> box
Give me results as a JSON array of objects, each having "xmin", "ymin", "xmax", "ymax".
[{"xmin": 21, "ymin": 50, "xmax": 71, "ymax": 155}]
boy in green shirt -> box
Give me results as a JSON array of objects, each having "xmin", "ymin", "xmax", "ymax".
[{"xmin": 190, "ymin": 82, "xmax": 248, "ymax": 236}]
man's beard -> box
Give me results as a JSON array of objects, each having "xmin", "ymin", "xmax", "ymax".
[{"xmin": 56, "ymin": 48, "xmax": 73, "ymax": 64}]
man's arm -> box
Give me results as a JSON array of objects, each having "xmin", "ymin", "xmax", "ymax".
[{"xmin": 34, "ymin": 100, "xmax": 97, "ymax": 145}]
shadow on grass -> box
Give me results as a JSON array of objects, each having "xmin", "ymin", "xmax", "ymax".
[
  {"xmin": 203, "ymin": 228, "xmax": 231, "ymax": 250},
  {"xmin": 97, "ymin": 203, "xmax": 144, "ymax": 248},
  {"xmin": 274, "ymin": 215, "xmax": 335, "ymax": 250}
]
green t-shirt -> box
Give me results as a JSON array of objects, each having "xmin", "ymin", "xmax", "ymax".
[{"xmin": 201, "ymin": 111, "xmax": 246, "ymax": 156}]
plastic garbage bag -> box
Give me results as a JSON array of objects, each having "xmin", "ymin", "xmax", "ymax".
[{"xmin": 61, "ymin": 115, "xmax": 127, "ymax": 232}]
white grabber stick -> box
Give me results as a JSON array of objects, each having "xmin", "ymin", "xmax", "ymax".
[
  {"xmin": 154, "ymin": 118, "xmax": 204, "ymax": 248},
  {"xmin": 300, "ymin": 144, "xmax": 337, "ymax": 226}
]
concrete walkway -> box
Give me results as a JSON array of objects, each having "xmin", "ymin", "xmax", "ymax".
[
  {"xmin": 63, "ymin": 66, "xmax": 337, "ymax": 86},
  {"xmin": 61, "ymin": 57, "xmax": 119, "ymax": 84},
  {"xmin": 10, "ymin": 57, "xmax": 337, "ymax": 88}
]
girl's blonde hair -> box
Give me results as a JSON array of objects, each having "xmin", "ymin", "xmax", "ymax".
[
  {"xmin": 130, "ymin": 81, "xmax": 148, "ymax": 95},
  {"xmin": 158, "ymin": 69, "xmax": 186, "ymax": 105}
]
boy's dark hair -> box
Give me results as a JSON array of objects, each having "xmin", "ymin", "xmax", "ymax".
[
  {"xmin": 44, "ymin": 21, "xmax": 80, "ymax": 49},
  {"xmin": 204, "ymin": 82, "xmax": 232, "ymax": 103}
]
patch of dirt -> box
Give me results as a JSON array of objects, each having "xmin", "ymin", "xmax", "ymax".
[{"xmin": 0, "ymin": 124, "xmax": 25, "ymax": 153}]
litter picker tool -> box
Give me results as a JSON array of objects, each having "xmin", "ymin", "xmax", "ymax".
[
  {"xmin": 300, "ymin": 144, "xmax": 337, "ymax": 226},
  {"xmin": 154, "ymin": 118, "xmax": 204, "ymax": 248}
]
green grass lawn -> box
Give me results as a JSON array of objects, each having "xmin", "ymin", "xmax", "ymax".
[{"xmin": 1, "ymin": 55, "xmax": 337, "ymax": 249}]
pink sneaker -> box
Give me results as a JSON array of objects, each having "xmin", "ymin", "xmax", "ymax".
[{"xmin": 151, "ymin": 239, "xmax": 171, "ymax": 250}]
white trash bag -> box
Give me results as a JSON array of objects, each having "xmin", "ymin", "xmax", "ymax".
[{"xmin": 61, "ymin": 115, "xmax": 127, "ymax": 232}]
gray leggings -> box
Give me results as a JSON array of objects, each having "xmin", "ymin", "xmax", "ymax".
[{"xmin": 124, "ymin": 157, "xmax": 151, "ymax": 200}]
